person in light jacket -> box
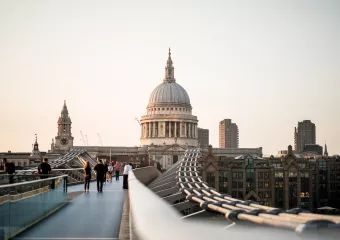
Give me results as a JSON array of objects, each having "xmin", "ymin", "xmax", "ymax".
[{"xmin": 122, "ymin": 163, "xmax": 132, "ymax": 189}]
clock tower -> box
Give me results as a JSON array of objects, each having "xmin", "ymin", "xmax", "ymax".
[{"xmin": 52, "ymin": 100, "xmax": 74, "ymax": 152}]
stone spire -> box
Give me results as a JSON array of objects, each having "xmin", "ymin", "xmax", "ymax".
[
  {"xmin": 34, "ymin": 133, "xmax": 38, "ymax": 146},
  {"xmin": 324, "ymin": 143, "xmax": 328, "ymax": 157},
  {"xmin": 164, "ymin": 48, "xmax": 175, "ymax": 83},
  {"xmin": 61, "ymin": 100, "xmax": 69, "ymax": 116}
]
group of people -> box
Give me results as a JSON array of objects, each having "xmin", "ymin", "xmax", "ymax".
[
  {"xmin": 2, "ymin": 157, "xmax": 51, "ymax": 183},
  {"xmin": 2, "ymin": 157, "xmax": 133, "ymax": 192},
  {"xmin": 84, "ymin": 160, "xmax": 133, "ymax": 193}
]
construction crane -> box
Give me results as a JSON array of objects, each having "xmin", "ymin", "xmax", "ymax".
[
  {"xmin": 135, "ymin": 118, "xmax": 140, "ymax": 125},
  {"xmin": 98, "ymin": 133, "xmax": 103, "ymax": 146},
  {"xmin": 80, "ymin": 131, "xmax": 86, "ymax": 146},
  {"xmin": 85, "ymin": 134, "xmax": 88, "ymax": 146}
]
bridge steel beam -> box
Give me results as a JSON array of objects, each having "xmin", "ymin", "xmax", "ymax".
[
  {"xmin": 163, "ymin": 192, "xmax": 186, "ymax": 204},
  {"xmin": 128, "ymin": 169, "xmax": 227, "ymax": 240},
  {"xmin": 171, "ymin": 200, "xmax": 199, "ymax": 212},
  {"xmin": 148, "ymin": 174, "xmax": 177, "ymax": 188},
  {"xmin": 149, "ymin": 181, "xmax": 177, "ymax": 192},
  {"xmin": 155, "ymin": 186, "xmax": 180, "ymax": 198}
]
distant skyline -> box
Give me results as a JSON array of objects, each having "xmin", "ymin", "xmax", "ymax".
[{"xmin": 1, "ymin": 0, "xmax": 339, "ymax": 155}]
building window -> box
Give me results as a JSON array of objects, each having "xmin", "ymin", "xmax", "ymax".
[
  {"xmin": 207, "ymin": 172, "xmax": 215, "ymax": 188},
  {"xmin": 264, "ymin": 182, "xmax": 269, "ymax": 188}
]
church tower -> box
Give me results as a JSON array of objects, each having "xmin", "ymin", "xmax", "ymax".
[
  {"xmin": 53, "ymin": 100, "xmax": 74, "ymax": 152},
  {"xmin": 29, "ymin": 134, "xmax": 42, "ymax": 164}
]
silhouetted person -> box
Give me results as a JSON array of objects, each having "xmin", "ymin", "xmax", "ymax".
[
  {"xmin": 38, "ymin": 158, "xmax": 51, "ymax": 179},
  {"xmin": 84, "ymin": 161, "xmax": 91, "ymax": 193},
  {"xmin": 94, "ymin": 159, "xmax": 106, "ymax": 193},
  {"xmin": 2, "ymin": 158, "xmax": 15, "ymax": 184},
  {"xmin": 123, "ymin": 163, "xmax": 132, "ymax": 189},
  {"xmin": 103, "ymin": 160, "xmax": 108, "ymax": 184},
  {"xmin": 114, "ymin": 161, "xmax": 120, "ymax": 181}
]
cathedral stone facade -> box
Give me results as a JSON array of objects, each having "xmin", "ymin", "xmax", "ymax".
[{"xmin": 140, "ymin": 49, "xmax": 198, "ymax": 148}]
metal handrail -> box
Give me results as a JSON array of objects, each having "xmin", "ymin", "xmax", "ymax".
[
  {"xmin": 128, "ymin": 170, "xmax": 228, "ymax": 240},
  {"xmin": 15, "ymin": 168, "xmax": 84, "ymax": 172},
  {"xmin": 178, "ymin": 149, "xmax": 340, "ymax": 233},
  {"xmin": 0, "ymin": 175, "xmax": 68, "ymax": 188}
]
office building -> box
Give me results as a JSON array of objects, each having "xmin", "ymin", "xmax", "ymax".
[
  {"xmin": 294, "ymin": 120, "xmax": 316, "ymax": 153},
  {"xmin": 219, "ymin": 119, "xmax": 239, "ymax": 148}
]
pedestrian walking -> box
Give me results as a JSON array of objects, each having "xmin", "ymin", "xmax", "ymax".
[
  {"xmin": 114, "ymin": 161, "xmax": 120, "ymax": 181},
  {"xmin": 107, "ymin": 164, "xmax": 113, "ymax": 183},
  {"xmin": 103, "ymin": 160, "xmax": 108, "ymax": 184},
  {"xmin": 2, "ymin": 158, "xmax": 15, "ymax": 184},
  {"xmin": 84, "ymin": 161, "xmax": 91, "ymax": 193},
  {"xmin": 38, "ymin": 158, "xmax": 51, "ymax": 179},
  {"xmin": 94, "ymin": 159, "xmax": 106, "ymax": 193},
  {"xmin": 123, "ymin": 163, "xmax": 132, "ymax": 190}
]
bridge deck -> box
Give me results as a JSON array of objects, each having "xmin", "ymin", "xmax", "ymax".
[{"xmin": 14, "ymin": 177, "xmax": 125, "ymax": 240}]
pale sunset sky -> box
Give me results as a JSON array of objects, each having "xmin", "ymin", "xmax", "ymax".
[{"xmin": 0, "ymin": 0, "xmax": 339, "ymax": 155}]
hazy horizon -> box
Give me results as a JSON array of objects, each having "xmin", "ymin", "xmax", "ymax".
[{"xmin": 1, "ymin": 0, "xmax": 339, "ymax": 155}]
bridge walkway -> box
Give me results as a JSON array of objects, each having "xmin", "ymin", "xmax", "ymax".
[{"xmin": 14, "ymin": 177, "xmax": 125, "ymax": 240}]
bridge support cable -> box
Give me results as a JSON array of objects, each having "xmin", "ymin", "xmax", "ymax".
[{"xmin": 176, "ymin": 149, "xmax": 340, "ymax": 234}]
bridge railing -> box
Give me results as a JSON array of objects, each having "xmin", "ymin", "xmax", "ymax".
[
  {"xmin": 0, "ymin": 168, "xmax": 85, "ymax": 185},
  {"xmin": 129, "ymin": 168, "xmax": 228, "ymax": 240},
  {"xmin": 0, "ymin": 175, "xmax": 68, "ymax": 240},
  {"xmin": 129, "ymin": 149, "xmax": 340, "ymax": 239},
  {"xmin": 177, "ymin": 149, "xmax": 340, "ymax": 235}
]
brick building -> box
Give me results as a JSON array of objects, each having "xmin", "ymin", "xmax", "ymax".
[{"xmin": 199, "ymin": 145, "xmax": 340, "ymax": 211}]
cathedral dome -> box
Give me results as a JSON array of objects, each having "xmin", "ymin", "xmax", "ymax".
[
  {"xmin": 148, "ymin": 82, "xmax": 191, "ymax": 107},
  {"xmin": 147, "ymin": 48, "xmax": 191, "ymax": 108}
]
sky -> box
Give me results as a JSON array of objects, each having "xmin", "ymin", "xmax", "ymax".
[{"xmin": 0, "ymin": 0, "xmax": 339, "ymax": 155}]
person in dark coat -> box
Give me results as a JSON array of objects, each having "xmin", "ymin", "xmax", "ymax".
[
  {"xmin": 94, "ymin": 159, "xmax": 106, "ymax": 193},
  {"xmin": 38, "ymin": 158, "xmax": 51, "ymax": 179},
  {"xmin": 84, "ymin": 161, "xmax": 91, "ymax": 193}
]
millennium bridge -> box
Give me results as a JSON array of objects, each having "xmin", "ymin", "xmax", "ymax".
[{"xmin": 0, "ymin": 149, "xmax": 339, "ymax": 240}]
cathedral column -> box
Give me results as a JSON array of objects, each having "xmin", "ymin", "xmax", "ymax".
[
  {"xmin": 189, "ymin": 123, "xmax": 192, "ymax": 138},
  {"xmin": 141, "ymin": 123, "xmax": 143, "ymax": 138},
  {"xmin": 150, "ymin": 122, "xmax": 153, "ymax": 137},
  {"xmin": 153, "ymin": 122, "xmax": 156, "ymax": 137},
  {"xmin": 174, "ymin": 122, "xmax": 177, "ymax": 137},
  {"xmin": 148, "ymin": 122, "xmax": 151, "ymax": 138},
  {"xmin": 169, "ymin": 121, "xmax": 172, "ymax": 138},
  {"xmin": 184, "ymin": 122, "xmax": 187, "ymax": 137},
  {"xmin": 194, "ymin": 124, "xmax": 196, "ymax": 138},
  {"xmin": 194, "ymin": 124, "xmax": 197, "ymax": 138}
]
